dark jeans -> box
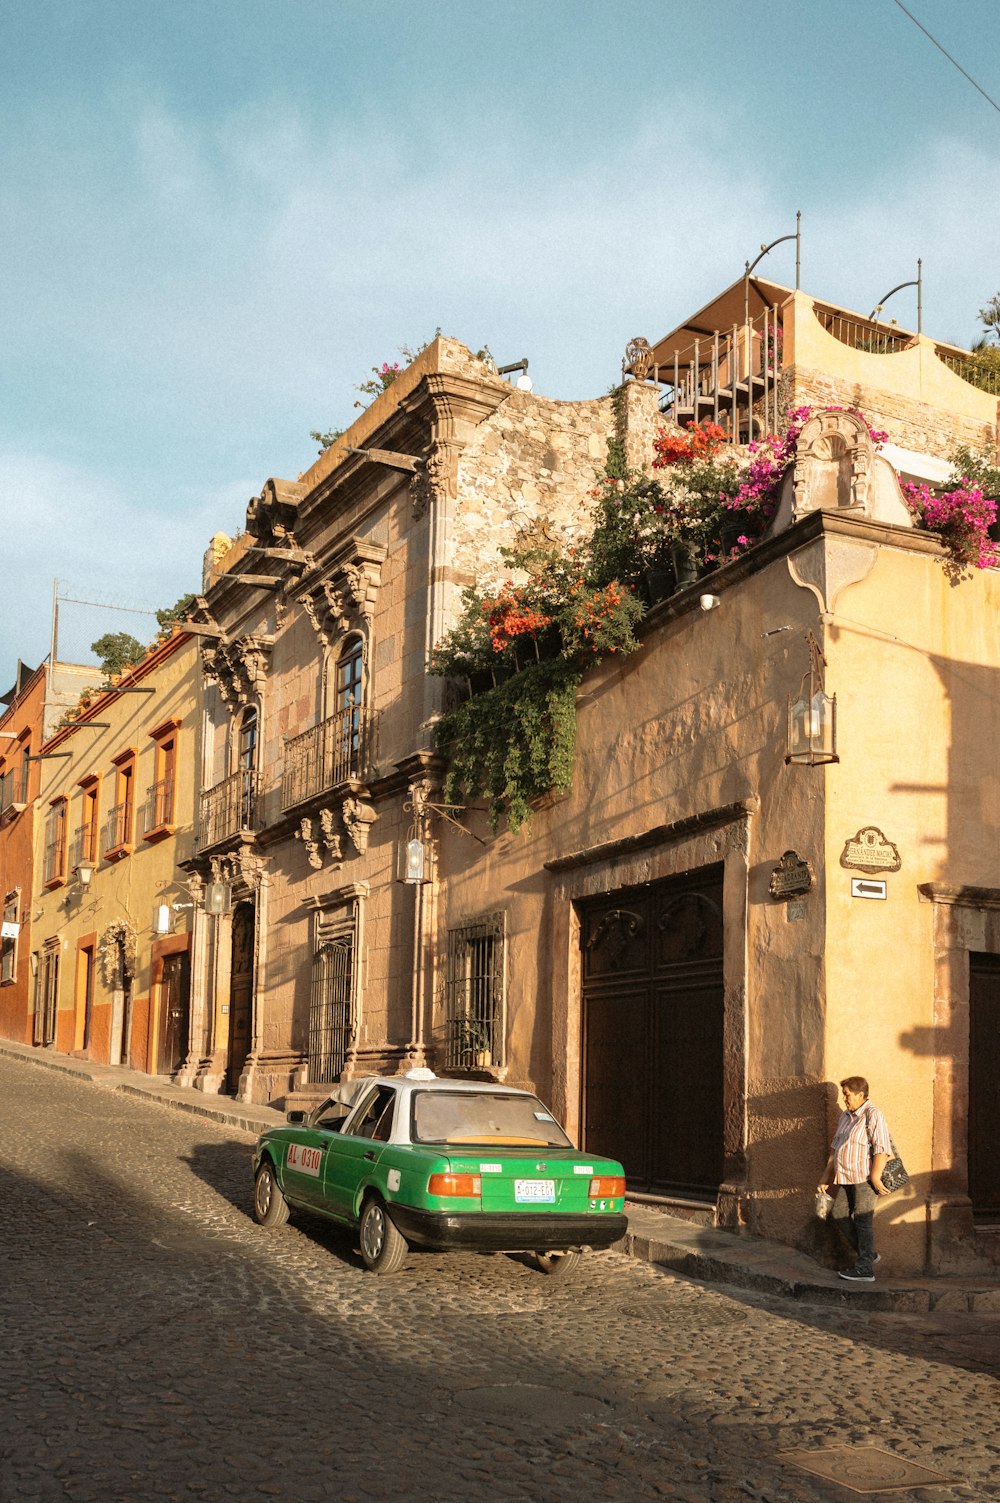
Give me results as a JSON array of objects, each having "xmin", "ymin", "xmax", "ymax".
[{"xmin": 832, "ymin": 1181, "xmax": 878, "ymax": 1273}]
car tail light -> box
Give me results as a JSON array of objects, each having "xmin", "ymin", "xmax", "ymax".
[
  {"xmin": 427, "ymin": 1173, "xmax": 482, "ymax": 1198},
  {"xmin": 589, "ymin": 1176, "xmax": 625, "ymax": 1198}
]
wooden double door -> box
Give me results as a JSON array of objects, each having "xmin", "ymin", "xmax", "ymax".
[
  {"xmin": 969, "ymin": 952, "xmax": 1000, "ymax": 1220},
  {"xmin": 580, "ymin": 867, "xmax": 725, "ymax": 1200}
]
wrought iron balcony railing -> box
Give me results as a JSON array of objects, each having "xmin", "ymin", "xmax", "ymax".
[
  {"xmin": 43, "ymin": 836, "xmax": 66, "ymax": 885},
  {"xmin": 71, "ymin": 823, "xmax": 98, "ymax": 869},
  {"xmin": 102, "ymin": 801, "xmax": 133, "ymax": 854},
  {"xmin": 141, "ymin": 776, "xmax": 175, "ymax": 834},
  {"xmin": 197, "ymin": 769, "xmax": 258, "ymax": 852},
  {"xmin": 0, "ymin": 766, "xmax": 28, "ymax": 817},
  {"xmin": 281, "ymin": 705, "xmax": 377, "ymax": 811}
]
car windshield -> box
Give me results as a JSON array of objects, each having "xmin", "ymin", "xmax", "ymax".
[{"xmin": 410, "ymin": 1090, "xmax": 573, "ymax": 1147}]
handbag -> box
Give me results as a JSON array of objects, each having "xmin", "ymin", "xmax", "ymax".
[
  {"xmin": 880, "ymin": 1140, "xmax": 909, "ymax": 1193},
  {"xmin": 867, "ymin": 1108, "xmax": 909, "ymax": 1192}
]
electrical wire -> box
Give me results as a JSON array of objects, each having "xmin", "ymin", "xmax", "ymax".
[{"xmin": 890, "ymin": 0, "xmax": 1000, "ymax": 117}]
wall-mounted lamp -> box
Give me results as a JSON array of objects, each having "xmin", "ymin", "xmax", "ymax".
[
  {"xmin": 699, "ymin": 594, "xmax": 720, "ymax": 612},
  {"xmin": 204, "ymin": 880, "xmax": 232, "ymax": 917},
  {"xmin": 786, "ymin": 630, "xmax": 838, "ymax": 766},
  {"xmin": 153, "ymin": 903, "xmax": 172, "ymax": 935},
  {"xmin": 76, "ymin": 862, "xmax": 95, "ymax": 890},
  {"xmin": 400, "ymin": 836, "xmax": 427, "ymax": 885}
]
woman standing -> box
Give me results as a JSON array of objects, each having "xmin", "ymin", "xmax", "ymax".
[{"xmin": 818, "ymin": 1075, "xmax": 892, "ymax": 1283}]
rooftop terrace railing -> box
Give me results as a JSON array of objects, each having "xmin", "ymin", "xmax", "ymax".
[{"xmin": 631, "ymin": 305, "xmax": 784, "ymax": 445}]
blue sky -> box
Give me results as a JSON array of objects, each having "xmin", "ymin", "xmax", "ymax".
[{"xmin": 2, "ymin": 0, "xmax": 999, "ymax": 680}]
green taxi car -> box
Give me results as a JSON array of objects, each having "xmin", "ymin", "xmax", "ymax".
[{"xmin": 251, "ymin": 1069, "xmax": 627, "ymax": 1275}]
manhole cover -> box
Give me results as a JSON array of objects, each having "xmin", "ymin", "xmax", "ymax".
[
  {"xmin": 623, "ymin": 1301, "xmax": 749, "ymax": 1326},
  {"xmin": 454, "ymin": 1383, "xmax": 612, "ymax": 1427},
  {"xmin": 780, "ymin": 1446, "xmax": 957, "ymax": 1493}
]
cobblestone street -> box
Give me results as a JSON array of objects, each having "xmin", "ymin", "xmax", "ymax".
[{"xmin": 2, "ymin": 1056, "xmax": 998, "ymax": 1503}]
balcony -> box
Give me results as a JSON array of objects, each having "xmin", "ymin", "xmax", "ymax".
[
  {"xmin": 102, "ymin": 801, "xmax": 133, "ymax": 858},
  {"xmin": 43, "ymin": 837, "xmax": 66, "ymax": 886},
  {"xmin": 281, "ymin": 705, "xmax": 377, "ymax": 811},
  {"xmin": 0, "ymin": 766, "xmax": 28, "ymax": 820},
  {"xmin": 197, "ymin": 769, "xmax": 258, "ymax": 853},
  {"xmin": 70, "ymin": 823, "xmax": 98, "ymax": 870},
  {"xmin": 141, "ymin": 776, "xmax": 175, "ymax": 838}
]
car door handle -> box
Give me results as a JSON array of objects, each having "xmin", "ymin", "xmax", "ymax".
[{"xmin": 364, "ymin": 1150, "xmax": 375, "ymax": 1161}]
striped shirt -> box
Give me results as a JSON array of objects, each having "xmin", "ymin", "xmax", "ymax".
[{"xmin": 831, "ymin": 1103, "xmax": 892, "ymax": 1185}]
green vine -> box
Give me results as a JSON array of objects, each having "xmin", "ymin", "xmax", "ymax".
[
  {"xmin": 606, "ymin": 383, "xmax": 628, "ymax": 479},
  {"xmin": 435, "ymin": 660, "xmax": 582, "ymax": 834}
]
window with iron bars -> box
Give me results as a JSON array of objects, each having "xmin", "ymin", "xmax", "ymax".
[
  {"xmin": 445, "ymin": 912, "xmax": 505, "ymax": 1070},
  {"xmin": 308, "ymin": 932, "xmax": 355, "ymax": 1083}
]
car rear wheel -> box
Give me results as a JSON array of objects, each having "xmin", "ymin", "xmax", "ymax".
[
  {"xmin": 359, "ymin": 1196, "xmax": 408, "ymax": 1274},
  {"xmin": 253, "ymin": 1160, "xmax": 290, "ymax": 1228},
  {"xmin": 533, "ymin": 1250, "xmax": 581, "ymax": 1277}
]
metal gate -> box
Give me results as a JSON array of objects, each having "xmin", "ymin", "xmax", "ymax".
[
  {"xmin": 309, "ymin": 936, "xmax": 353, "ymax": 1082},
  {"xmin": 580, "ymin": 866, "xmax": 725, "ymax": 1200}
]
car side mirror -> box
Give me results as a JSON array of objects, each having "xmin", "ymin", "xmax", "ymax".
[{"xmin": 286, "ymin": 1109, "xmax": 307, "ymax": 1124}]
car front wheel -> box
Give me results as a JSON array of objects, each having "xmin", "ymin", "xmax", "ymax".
[
  {"xmin": 253, "ymin": 1160, "xmax": 290, "ymax": 1228},
  {"xmin": 533, "ymin": 1250, "xmax": 581, "ymax": 1277},
  {"xmin": 359, "ymin": 1196, "xmax": 408, "ymax": 1274}
]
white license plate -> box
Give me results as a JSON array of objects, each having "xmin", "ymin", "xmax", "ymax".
[{"xmin": 515, "ymin": 1178, "xmax": 555, "ymax": 1204}]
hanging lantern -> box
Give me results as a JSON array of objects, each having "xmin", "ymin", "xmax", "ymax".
[{"xmin": 786, "ymin": 631, "xmax": 838, "ymax": 766}]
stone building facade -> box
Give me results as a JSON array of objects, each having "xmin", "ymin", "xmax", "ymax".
[{"xmin": 10, "ymin": 280, "xmax": 999, "ymax": 1278}]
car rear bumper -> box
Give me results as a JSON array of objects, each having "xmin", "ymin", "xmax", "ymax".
[{"xmin": 387, "ymin": 1206, "xmax": 629, "ymax": 1254}]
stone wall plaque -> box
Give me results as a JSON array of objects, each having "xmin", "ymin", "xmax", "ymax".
[
  {"xmin": 769, "ymin": 850, "xmax": 813, "ymax": 899},
  {"xmin": 840, "ymin": 826, "xmax": 901, "ymax": 875}
]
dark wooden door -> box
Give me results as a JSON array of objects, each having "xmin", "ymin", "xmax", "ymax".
[
  {"xmin": 158, "ymin": 952, "xmax": 190, "ymax": 1076},
  {"xmin": 969, "ymin": 952, "xmax": 1000, "ymax": 1219},
  {"xmin": 227, "ymin": 902, "xmax": 255, "ymax": 1095},
  {"xmin": 581, "ymin": 867, "xmax": 725, "ymax": 1199}
]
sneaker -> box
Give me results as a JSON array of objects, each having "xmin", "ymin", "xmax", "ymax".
[{"xmin": 838, "ymin": 1266, "xmax": 875, "ymax": 1283}]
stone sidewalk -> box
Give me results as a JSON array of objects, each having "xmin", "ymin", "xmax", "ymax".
[{"xmin": 4, "ymin": 1036, "xmax": 997, "ymax": 1315}]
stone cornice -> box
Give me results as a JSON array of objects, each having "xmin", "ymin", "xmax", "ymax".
[
  {"xmin": 544, "ymin": 798, "xmax": 760, "ymax": 873},
  {"xmin": 917, "ymin": 882, "xmax": 1000, "ymax": 910}
]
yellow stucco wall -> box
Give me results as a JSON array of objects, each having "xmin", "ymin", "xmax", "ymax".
[{"xmin": 30, "ymin": 632, "xmax": 201, "ymax": 1073}]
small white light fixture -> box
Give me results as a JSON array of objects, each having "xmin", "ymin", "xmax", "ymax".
[
  {"xmin": 699, "ymin": 593, "xmax": 720, "ymax": 612},
  {"xmin": 787, "ymin": 630, "xmax": 838, "ymax": 766},
  {"xmin": 153, "ymin": 903, "xmax": 172, "ymax": 935},
  {"xmin": 77, "ymin": 862, "xmax": 95, "ymax": 889},
  {"xmin": 515, "ymin": 374, "xmax": 533, "ymax": 392}
]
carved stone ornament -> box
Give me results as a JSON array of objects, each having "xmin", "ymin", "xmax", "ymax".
[
  {"xmin": 410, "ymin": 442, "xmax": 458, "ymax": 521},
  {"xmin": 201, "ymin": 634, "xmax": 273, "ymax": 709},
  {"xmin": 625, "ymin": 336, "xmax": 655, "ymax": 382},
  {"xmin": 342, "ymin": 795, "xmax": 378, "ymax": 855},
  {"xmin": 297, "ymin": 818, "xmax": 323, "ymax": 870},
  {"xmin": 792, "ymin": 410, "xmax": 874, "ymax": 522},
  {"xmin": 213, "ymin": 847, "xmax": 267, "ymax": 892},
  {"xmin": 296, "ymin": 811, "xmax": 344, "ymax": 869},
  {"xmin": 840, "ymin": 826, "xmax": 901, "ymax": 875},
  {"xmin": 769, "ymin": 850, "xmax": 814, "ymax": 900},
  {"xmin": 245, "ymin": 477, "xmax": 307, "ymax": 546},
  {"xmin": 298, "ymin": 539, "xmax": 386, "ymax": 646}
]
